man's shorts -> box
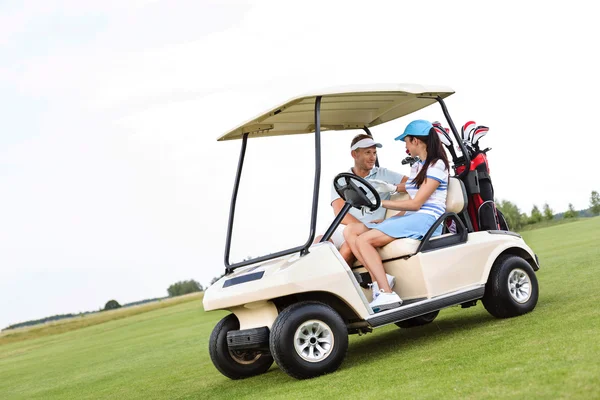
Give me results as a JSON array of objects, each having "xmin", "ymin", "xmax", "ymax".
[{"xmin": 329, "ymin": 224, "xmax": 346, "ymax": 249}]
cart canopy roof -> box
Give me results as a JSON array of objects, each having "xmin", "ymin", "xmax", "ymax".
[{"xmin": 217, "ymin": 84, "xmax": 454, "ymax": 141}]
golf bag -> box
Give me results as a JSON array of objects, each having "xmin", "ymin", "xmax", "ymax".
[
  {"xmin": 433, "ymin": 121, "xmax": 508, "ymax": 232},
  {"xmin": 455, "ymin": 151, "xmax": 506, "ymax": 231}
]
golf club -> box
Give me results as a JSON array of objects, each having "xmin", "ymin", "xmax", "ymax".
[
  {"xmin": 471, "ymin": 125, "xmax": 490, "ymax": 147},
  {"xmin": 462, "ymin": 120, "xmax": 476, "ymax": 142}
]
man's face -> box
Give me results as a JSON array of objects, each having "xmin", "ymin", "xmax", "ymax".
[{"xmin": 352, "ymin": 146, "xmax": 377, "ymax": 170}]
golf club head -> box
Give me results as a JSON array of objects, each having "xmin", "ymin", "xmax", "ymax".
[
  {"xmin": 434, "ymin": 126, "xmax": 452, "ymax": 147},
  {"xmin": 432, "ymin": 121, "xmax": 453, "ymax": 147},
  {"xmin": 467, "ymin": 125, "xmax": 478, "ymax": 142},
  {"xmin": 472, "ymin": 125, "xmax": 490, "ymax": 145},
  {"xmin": 462, "ymin": 121, "xmax": 476, "ymax": 142},
  {"xmin": 401, "ymin": 155, "xmax": 421, "ymax": 166}
]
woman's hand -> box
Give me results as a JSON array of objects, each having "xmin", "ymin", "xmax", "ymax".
[{"xmin": 382, "ymin": 178, "xmax": 440, "ymax": 211}]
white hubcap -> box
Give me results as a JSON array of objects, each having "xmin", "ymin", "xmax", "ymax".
[
  {"xmin": 508, "ymin": 268, "xmax": 532, "ymax": 303},
  {"xmin": 293, "ymin": 320, "xmax": 334, "ymax": 363}
]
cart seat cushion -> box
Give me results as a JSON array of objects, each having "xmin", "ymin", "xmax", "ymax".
[
  {"xmin": 375, "ymin": 237, "xmax": 421, "ymax": 260},
  {"xmin": 351, "ymin": 234, "xmax": 453, "ymax": 267},
  {"xmin": 351, "ymin": 238, "xmax": 420, "ymax": 268},
  {"xmin": 445, "ymin": 177, "xmax": 467, "ymax": 214}
]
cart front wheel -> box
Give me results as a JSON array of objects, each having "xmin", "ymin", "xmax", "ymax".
[{"xmin": 269, "ymin": 301, "xmax": 348, "ymax": 379}]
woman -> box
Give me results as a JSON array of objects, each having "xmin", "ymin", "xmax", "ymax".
[{"xmin": 343, "ymin": 119, "xmax": 450, "ymax": 312}]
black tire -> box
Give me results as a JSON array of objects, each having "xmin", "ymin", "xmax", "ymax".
[
  {"xmin": 482, "ymin": 255, "xmax": 539, "ymax": 318},
  {"xmin": 269, "ymin": 301, "xmax": 348, "ymax": 380},
  {"xmin": 209, "ymin": 314, "xmax": 274, "ymax": 379},
  {"xmin": 395, "ymin": 310, "xmax": 439, "ymax": 328}
]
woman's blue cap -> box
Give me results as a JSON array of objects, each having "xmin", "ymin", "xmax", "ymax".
[{"xmin": 395, "ymin": 120, "xmax": 433, "ymax": 141}]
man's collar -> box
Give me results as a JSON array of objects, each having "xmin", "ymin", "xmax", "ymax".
[{"xmin": 367, "ymin": 166, "xmax": 380, "ymax": 176}]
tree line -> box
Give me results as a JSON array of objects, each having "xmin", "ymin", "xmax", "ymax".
[
  {"xmin": 498, "ymin": 190, "xmax": 600, "ymax": 231},
  {"xmin": 2, "ymin": 296, "xmax": 168, "ymax": 331}
]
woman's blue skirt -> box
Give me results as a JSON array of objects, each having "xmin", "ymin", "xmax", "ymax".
[{"xmin": 365, "ymin": 212, "xmax": 442, "ymax": 239}]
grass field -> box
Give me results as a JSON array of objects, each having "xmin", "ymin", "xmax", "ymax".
[
  {"xmin": 0, "ymin": 293, "xmax": 203, "ymax": 346},
  {"xmin": 1, "ymin": 218, "xmax": 599, "ymax": 399},
  {"xmin": 517, "ymin": 216, "xmax": 583, "ymax": 232}
]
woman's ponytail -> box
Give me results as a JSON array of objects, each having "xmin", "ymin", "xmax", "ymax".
[{"xmin": 410, "ymin": 128, "xmax": 450, "ymax": 187}]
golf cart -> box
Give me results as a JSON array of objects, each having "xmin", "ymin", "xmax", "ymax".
[{"xmin": 204, "ymin": 84, "xmax": 539, "ymax": 380}]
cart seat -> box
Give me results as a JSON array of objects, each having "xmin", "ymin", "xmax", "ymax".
[{"xmin": 353, "ymin": 177, "xmax": 467, "ymax": 266}]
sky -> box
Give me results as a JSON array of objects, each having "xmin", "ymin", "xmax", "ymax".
[{"xmin": 1, "ymin": 0, "xmax": 599, "ymax": 329}]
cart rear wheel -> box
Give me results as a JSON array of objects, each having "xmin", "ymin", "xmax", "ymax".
[
  {"xmin": 395, "ymin": 310, "xmax": 439, "ymax": 328},
  {"xmin": 482, "ymin": 255, "xmax": 539, "ymax": 318}
]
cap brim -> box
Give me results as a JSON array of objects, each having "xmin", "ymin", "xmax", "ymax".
[
  {"xmin": 356, "ymin": 143, "xmax": 382, "ymax": 149},
  {"xmin": 394, "ymin": 133, "xmax": 408, "ymax": 142},
  {"xmin": 351, "ymin": 138, "xmax": 383, "ymax": 150}
]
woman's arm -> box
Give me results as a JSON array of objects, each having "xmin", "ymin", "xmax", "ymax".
[
  {"xmin": 382, "ymin": 178, "xmax": 440, "ymax": 211},
  {"xmin": 395, "ymin": 176, "xmax": 408, "ymax": 193}
]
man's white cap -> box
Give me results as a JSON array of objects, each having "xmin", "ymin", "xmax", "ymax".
[{"xmin": 350, "ymin": 138, "xmax": 383, "ymax": 151}]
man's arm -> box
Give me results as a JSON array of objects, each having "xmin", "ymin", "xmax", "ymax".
[
  {"xmin": 378, "ymin": 168, "xmax": 408, "ymax": 193},
  {"xmin": 332, "ymin": 198, "xmax": 362, "ymax": 225}
]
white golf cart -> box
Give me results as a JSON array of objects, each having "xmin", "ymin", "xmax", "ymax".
[{"xmin": 204, "ymin": 84, "xmax": 539, "ymax": 380}]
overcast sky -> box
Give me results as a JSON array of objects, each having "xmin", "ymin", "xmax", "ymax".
[{"xmin": 1, "ymin": 0, "xmax": 598, "ymax": 329}]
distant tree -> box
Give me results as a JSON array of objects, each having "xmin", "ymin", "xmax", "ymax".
[
  {"xmin": 590, "ymin": 191, "xmax": 600, "ymax": 215},
  {"xmin": 563, "ymin": 203, "xmax": 578, "ymax": 219},
  {"xmin": 543, "ymin": 203, "xmax": 554, "ymax": 221},
  {"xmin": 167, "ymin": 280, "xmax": 203, "ymax": 297},
  {"xmin": 530, "ymin": 205, "xmax": 543, "ymax": 224},
  {"xmin": 497, "ymin": 200, "xmax": 524, "ymax": 230},
  {"xmin": 104, "ymin": 300, "xmax": 122, "ymax": 311}
]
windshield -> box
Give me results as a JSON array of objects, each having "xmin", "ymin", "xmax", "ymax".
[{"xmin": 227, "ymin": 134, "xmax": 315, "ymax": 265}]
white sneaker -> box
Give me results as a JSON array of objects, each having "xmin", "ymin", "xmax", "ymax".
[
  {"xmin": 369, "ymin": 274, "xmax": 396, "ymax": 300},
  {"xmin": 369, "ymin": 290, "xmax": 403, "ymax": 312}
]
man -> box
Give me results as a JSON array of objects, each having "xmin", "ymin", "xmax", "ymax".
[{"xmin": 321, "ymin": 133, "xmax": 408, "ymax": 265}]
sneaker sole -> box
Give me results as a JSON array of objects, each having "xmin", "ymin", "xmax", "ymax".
[{"xmin": 372, "ymin": 301, "xmax": 402, "ymax": 313}]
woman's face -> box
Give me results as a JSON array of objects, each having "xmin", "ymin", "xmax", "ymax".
[{"xmin": 405, "ymin": 136, "xmax": 419, "ymax": 155}]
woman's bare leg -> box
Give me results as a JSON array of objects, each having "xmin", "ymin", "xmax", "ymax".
[{"xmin": 355, "ymin": 229, "xmax": 396, "ymax": 292}]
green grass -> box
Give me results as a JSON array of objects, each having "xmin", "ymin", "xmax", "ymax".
[
  {"xmin": 2, "ymin": 218, "xmax": 599, "ymax": 399},
  {"xmin": 0, "ymin": 292, "xmax": 204, "ymax": 346},
  {"xmin": 517, "ymin": 216, "xmax": 586, "ymax": 232}
]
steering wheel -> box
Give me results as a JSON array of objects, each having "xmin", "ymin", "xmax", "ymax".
[{"xmin": 333, "ymin": 172, "xmax": 381, "ymax": 211}]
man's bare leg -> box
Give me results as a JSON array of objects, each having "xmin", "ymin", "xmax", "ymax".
[{"xmin": 338, "ymin": 242, "xmax": 355, "ymax": 266}]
